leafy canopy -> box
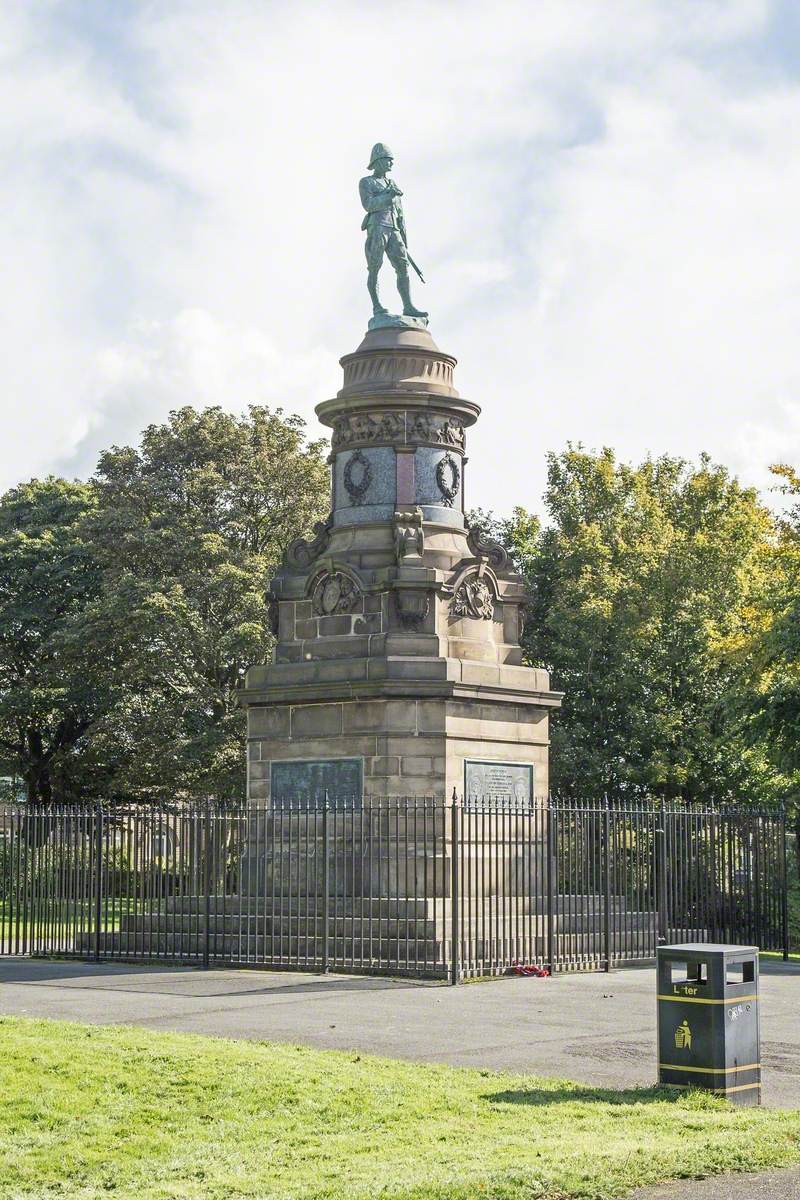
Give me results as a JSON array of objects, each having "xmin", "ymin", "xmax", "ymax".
[{"xmin": 503, "ymin": 447, "xmax": 776, "ymax": 804}]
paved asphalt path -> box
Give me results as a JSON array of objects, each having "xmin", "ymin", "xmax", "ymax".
[
  {"xmin": 2, "ymin": 957, "xmax": 798, "ymax": 1197},
  {"xmin": 630, "ymin": 1165, "xmax": 800, "ymax": 1198}
]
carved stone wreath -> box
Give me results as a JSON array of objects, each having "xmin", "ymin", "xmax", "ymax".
[
  {"xmin": 451, "ymin": 575, "xmax": 495, "ymax": 621},
  {"xmin": 435, "ymin": 452, "xmax": 460, "ymax": 507},
  {"xmin": 343, "ymin": 449, "xmax": 372, "ymax": 505},
  {"xmin": 311, "ymin": 571, "xmax": 361, "ymax": 616}
]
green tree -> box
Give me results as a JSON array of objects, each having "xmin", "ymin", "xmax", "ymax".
[
  {"xmin": 747, "ymin": 465, "xmax": 800, "ymax": 887},
  {"xmin": 504, "ymin": 447, "xmax": 776, "ymax": 804},
  {"xmin": 90, "ymin": 405, "xmax": 329, "ymax": 802},
  {"xmin": 0, "ymin": 478, "xmax": 120, "ymax": 802}
]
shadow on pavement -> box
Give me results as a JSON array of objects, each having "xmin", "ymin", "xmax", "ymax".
[{"xmin": 0, "ymin": 957, "xmax": 432, "ymax": 998}]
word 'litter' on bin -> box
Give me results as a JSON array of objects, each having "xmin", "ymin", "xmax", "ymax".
[{"xmin": 657, "ymin": 943, "xmax": 760, "ymax": 1106}]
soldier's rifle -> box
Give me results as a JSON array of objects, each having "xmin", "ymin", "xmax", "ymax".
[{"xmin": 387, "ymin": 177, "xmax": 425, "ymax": 284}]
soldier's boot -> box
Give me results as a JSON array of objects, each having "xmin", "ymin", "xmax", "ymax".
[
  {"xmin": 367, "ymin": 271, "xmax": 387, "ymax": 316},
  {"xmin": 398, "ymin": 270, "xmax": 427, "ymax": 318}
]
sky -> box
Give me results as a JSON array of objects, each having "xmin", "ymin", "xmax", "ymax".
[{"xmin": 2, "ymin": 0, "xmax": 799, "ymax": 518}]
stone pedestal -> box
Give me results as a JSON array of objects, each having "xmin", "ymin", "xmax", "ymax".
[{"xmin": 242, "ymin": 324, "xmax": 562, "ymax": 801}]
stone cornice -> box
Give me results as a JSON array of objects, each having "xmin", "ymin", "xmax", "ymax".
[{"xmin": 239, "ymin": 679, "xmax": 564, "ymax": 709}]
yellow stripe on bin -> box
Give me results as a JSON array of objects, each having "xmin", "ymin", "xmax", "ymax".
[
  {"xmin": 659, "ymin": 1062, "xmax": 760, "ymax": 1075},
  {"xmin": 656, "ymin": 994, "xmax": 759, "ymax": 1005}
]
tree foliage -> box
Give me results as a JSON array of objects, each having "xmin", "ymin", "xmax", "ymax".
[
  {"xmin": 89, "ymin": 405, "xmax": 329, "ymax": 801},
  {"xmin": 748, "ymin": 466, "xmax": 800, "ymax": 779},
  {"xmin": 504, "ymin": 448, "xmax": 776, "ymax": 804},
  {"xmin": 0, "ymin": 479, "xmax": 119, "ymax": 802},
  {"xmin": 0, "ymin": 406, "xmax": 329, "ymax": 803}
]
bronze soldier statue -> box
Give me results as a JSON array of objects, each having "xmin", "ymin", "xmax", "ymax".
[{"xmin": 359, "ymin": 143, "xmax": 428, "ymax": 321}]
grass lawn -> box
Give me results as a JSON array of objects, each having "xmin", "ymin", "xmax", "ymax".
[{"xmin": 1, "ymin": 1018, "xmax": 799, "ymax": 1200}]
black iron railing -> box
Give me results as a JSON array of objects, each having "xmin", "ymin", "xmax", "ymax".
[{"xmin": 0, "ymin": 797, "xmax": 790, "ymax": 980}]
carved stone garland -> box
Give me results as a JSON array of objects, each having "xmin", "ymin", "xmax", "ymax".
[
  {"xmin": 435, "ymin": 452, "xmax": 460, "ymax": 507},
  {"xmin": 451, "ymin": 574, "xmax": 495, "ymax": 620},
  {"xmin": 392, "ymin": 507, "xmax": 424, "ymax": 563},
  {"xmin": 343, "ymin": 449, "xmax": 372, "ymax": 505},
  {"xmin": 311, "ymin": 571, "xmax": 361, "ymax": 616},
  {"xmin": 395, "ymin": 589, "xmax": 430, "ymax": 629}
]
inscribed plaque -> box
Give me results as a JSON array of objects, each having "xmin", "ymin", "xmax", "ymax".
[
  {"xmin": 464, "ymin": 760, "xmax": 534, "ymax": 806},
  {"xmin": 270, "ymin": 758, "xmax": 363, "ymax": 807}
]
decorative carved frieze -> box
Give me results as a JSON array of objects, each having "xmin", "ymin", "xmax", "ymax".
[
  {"xmin": 343, "ymin": 449, "xmax": 372, "ymax": 505},
  {"xmin": 467, "ymin": 524, "xmax": 510, "ymax": 570},
  {"xmin": 331, "ymin": 410, "xmax": 465, "ymax": 452},
  {"xmin": 311, "ymin": 571, "xmax": 361, "ymax": 616},
  {"xmin": 283, "ymin": 516, "xmax": 333, "ymax": 569},
  {"xmin": 332, "ymin": 411, "xmax": 403, "ymax": 451},
  {"xmin": 409, "ymin": 412, "xmax": 465, "ymax": 449},
  {"xmin": 451, "ymin": 574, "xmax": 495, "ymax": 621},
  {"xmin": 435, "ymin": 452, "xmax": 460, "ymax": 507},
  {"xmin": 392, "ymin": 507, "xmax": 424, "ymax": 563}
]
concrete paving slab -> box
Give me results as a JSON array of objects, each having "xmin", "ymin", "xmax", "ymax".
[
  {"xmin": 1, "ymin": 957, "xmax": 798, "ymax": 1109},
  {"xmin": 630, "ymin": 1165, "xmax": 800, "ymax": 1199}
]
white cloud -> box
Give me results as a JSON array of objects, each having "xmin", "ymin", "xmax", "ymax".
[
  {"xmin": 0, "ymin": 0, "xmax": 798, "ymax": 522},
  {"xmin": 61, "ymin": 309, "xmax": 335, "ymax": 473}
]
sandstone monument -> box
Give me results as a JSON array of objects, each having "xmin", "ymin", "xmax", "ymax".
[{"xmin": 241, "ymin": 145, "xmax": 562, "ymax": 806}]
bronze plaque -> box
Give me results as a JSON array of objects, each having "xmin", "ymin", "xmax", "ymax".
[{"xmin": 270, "ymin": 758, "xmax": 363, "ymax": 807}]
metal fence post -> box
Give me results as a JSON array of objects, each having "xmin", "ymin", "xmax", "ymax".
[
  {"xmin": 781, "ymin": 806, "xmax": 790, "ymax": 962},
  {"xmin": 450, "ymin": 800, "xmax": 460, "ymax": 986},
  {"xmin": 603, "ymin": 803, "xmax": 612, "ymax": 972},
  {"xmin": 203, "ymin": 801, "xmax": 211, "ymax": 969},
  {"xmin": 322, "ymin": 793, "xmax": 330, "ymax": 974},
  {"xmin": 656, "ymin": 799, "xmax": 667, "ymax": 945},
  {"xmin": 546, "ymin": 801, "xmax": 556, "ymax": 974},
  {"xmin": 93, "ymin": 801, "xmax": 103, "ymax": 962}
]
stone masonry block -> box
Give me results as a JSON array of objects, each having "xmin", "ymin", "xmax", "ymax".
[
  {"xmin": 266, "ymin": 735, "xmax": 377, "ymax": 762},
  {"xmin": 317, "ymin": 615, "xmax": 353, "ymax": 637},
  {"xmin": 379, "ymin": 735, "xmax": 444, "ymax": 758},
  {"xmin": 343, "ymin": 699, "xmax": 418, "ymax": 734},
  {"xmin": 308, "ymin": 637, "xmax": 370, "ymax": 660},
  {"xmin": 248, "ymin": 707, "xmax": 290, "ymax": 738},
  {"xmin": 417, "ymin": 700, "xmax": 446, "ymax": 733},
  {"xmin": 295, "ymin": 619, "xmax": 318, "ymax": 639},
  {"xmin": 401, "ymin": 756, "xmax": 435, "ymax": 776},
  {"xmin": 278, "ymin": 602, "xmax": 295, "ymax": 642},
  {"xmin": 290, "ymin": 703, "xmax": 343, "ymax": 738},
  {"xmin": 368, "ymin": 756, "xmax": 401, "ymax": 777}
]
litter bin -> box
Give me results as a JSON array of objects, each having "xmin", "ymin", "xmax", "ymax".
[{"xmin": 657, "ymin": 943, "xmax": 760, "ymax": 1106}]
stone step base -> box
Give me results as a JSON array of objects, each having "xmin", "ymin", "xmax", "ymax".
[
  {"xmin": 77, "ymin": 927, "xmax": 653, "ymax": 963},
  {"xmin": 112, "ymin": 911, "xmax": 653, "ymax": 940}
]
